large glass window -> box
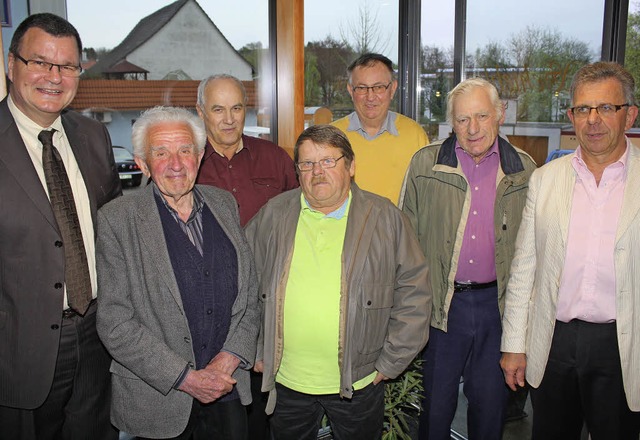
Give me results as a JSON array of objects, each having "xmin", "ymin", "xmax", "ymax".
[
  {"xmin": 66, "ymin": 0, "xmax": 271, "ymax": 149},
  {"xmin": 420, "ymin": 0, "xmax": 605, "ymax": 165},
  {"xmin": 419, "ymin": 0, "xmax": 456, "ymax": 141},
  {"xmin": 304, "ymin": 0, "xmax": 399, "ymax": 125},
  {"xmin": 626, "ymin": 0, "xmax": 640, "ymax": 120},
  {"xmin": 467, "ymin": 0, "xmax": 603, "ymax": 123}
]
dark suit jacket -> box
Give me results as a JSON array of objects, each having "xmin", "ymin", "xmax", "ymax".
[
  {"xmin": 0, "ymin": 97, "xmax": 122, "ymax": 409},
  {"xmin": 96, "ymin": 184, "xmax": 259, "ymax": 438}
]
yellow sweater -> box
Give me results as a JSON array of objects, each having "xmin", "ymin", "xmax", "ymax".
[{"xmin": 332, "ymin": 112, "xmax": 428, "ymax": 205}]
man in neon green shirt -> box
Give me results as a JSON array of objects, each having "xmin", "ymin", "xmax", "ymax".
[
  {"xmin": 245, "ymin": 125, "xmax": 431, "ymax": 439},
  {"xmin": 332, "ymin": 53, "xmax": 428, "ymax": 205}
]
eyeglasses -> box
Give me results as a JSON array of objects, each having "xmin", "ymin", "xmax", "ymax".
[
  {"xmin": 296, "ymin": 155, "xmax": 345, "ymax": 172},
  {"xmin": 350, "ymin": 82, "xmax": 392, "ymax": 95},
  {"xmin": 12, "ymin": 52, "xmax": 83, "ymax": 77},
  {"xmin": 569, "ymin": 103, "xmax": 629, "ymax": 119}
]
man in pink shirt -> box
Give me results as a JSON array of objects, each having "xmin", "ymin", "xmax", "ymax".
[
  {"xmin": 402, "ymin": 78, "xmax": 536, "ymax": 439},
  {"xmin": 501, "ymin": 62, "xmax": 640, "ymax": 439}
]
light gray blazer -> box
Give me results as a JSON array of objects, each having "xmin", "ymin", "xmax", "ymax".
[
  {"xmin": 501, "ymin": 140, "xmax": 640, "ymax": 411},
  {"xmin": 96, "ymin": 184, "xmax": 259, "ymax": 438}
]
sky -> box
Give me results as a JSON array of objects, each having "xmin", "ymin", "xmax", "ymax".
[{"xmin": 66, "ymin": 0, "xmax": 608, "ymax": 62}]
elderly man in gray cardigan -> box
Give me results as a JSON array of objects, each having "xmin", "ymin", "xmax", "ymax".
[{"xmin": 96, "ymin": 106, "xmax": 259, "ymax": 440}]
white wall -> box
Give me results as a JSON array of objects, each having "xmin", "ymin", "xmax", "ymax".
[{"xmin": 128, "ymin": 2, "xmax": 252, "ymax": 81}]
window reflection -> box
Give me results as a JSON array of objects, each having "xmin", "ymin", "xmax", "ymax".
[
  {"xmin": 66, "ymin": 0, "xmax": 271, "ymax": 147},
  {"xmin": 304, "ymin": 1, "xmax": 399, "ymax": 125},
  {"xmin": 420, "ymin": 0, "xmax": 455, "ymax": 141},
  {"xmin": 420, "ymin": 0, "xmax": 605, "ymax": 166}
]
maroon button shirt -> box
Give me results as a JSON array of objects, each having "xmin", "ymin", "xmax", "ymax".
[{"xmin": 196, "ymin": 135, "xmax": 299, "ymax": 226}]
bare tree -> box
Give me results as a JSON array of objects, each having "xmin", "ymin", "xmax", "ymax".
[{"xmin": 339, "ymin": 1, "xmax": 390, "ymax": 56}]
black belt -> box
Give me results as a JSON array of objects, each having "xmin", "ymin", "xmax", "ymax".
[
  {"xmin": 62, "ymin": 299, "xmax": 96, "ymax": 319},
  {"xmin": 454, "ymin": 280, "xmax": 497, "ymax": 292}
]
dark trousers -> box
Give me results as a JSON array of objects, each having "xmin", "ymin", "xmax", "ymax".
[
  {"xmin": 0, "ymin": 302, "xmax": 116, "ymax": 440},
  {"xmin": 246, "ymin": 371, "xmax": 270, "ymax": 439},
  {"xmin": 138, "ymin": 398, "xmax": 248, "ymax": 440},
  {"xmin": 270, "ymin": 381, "xmax": 384, "ymax": 440},
  {"xmin": 419, "ymin": 287, "xmax": 508, "ymax": 440},
  {"xmin": 531, "ymin": 319, "xmax": 640, "ymax": 440}
]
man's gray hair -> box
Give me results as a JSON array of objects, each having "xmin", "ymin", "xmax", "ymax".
[
  {"xmin": 446, "ymin": 77, "xmax": 503, "ymax": 125},
  {"xmin": 197, "ymin": 74, "xmax": 247, "ymax": 109},
  {"xmin": 570, "ymin": 62, "xmax": 636, "ymax": 106},
  {"xmin": 132, "ymin": 106, "xmax": 206, "ymax": 158}
]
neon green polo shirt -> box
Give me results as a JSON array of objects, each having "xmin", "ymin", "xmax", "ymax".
[{"xmin": 276, "ymin": 192, "xmax": 375, "ymax": 394}]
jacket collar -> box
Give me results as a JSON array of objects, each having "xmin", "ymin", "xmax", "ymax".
[{"xmin": 437, "ymin": 134, "xmax": 526, "ymax": 175}]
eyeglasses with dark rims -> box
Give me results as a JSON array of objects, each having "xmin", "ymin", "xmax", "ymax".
[
  {"xmin": 569, "ymin": 103, "xmax": 630, "ymax": 119},
  {"xmin": 12, "ymin": 52, "xmax": 83, "ymax": 78},
  {"xmin": 350, "ymin": 82, "xmax": 392, "ymax": 95}
]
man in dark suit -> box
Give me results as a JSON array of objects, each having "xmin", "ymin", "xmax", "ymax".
[
  {"xmin": 96, "ymin": 106, "xmax": 259, "ymax": 439},
  {"xmin": 0, "ymin": 13, "xmax": 121, "ymax": 440}
]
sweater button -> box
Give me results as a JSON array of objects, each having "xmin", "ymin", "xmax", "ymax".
[
  {"xmin": 51, "ymin": 324, "xmax": 59, "ymax": 330},
  {"xmin": 54, "ymin": 240, "xmax": 63, "ymax": 247},
  {"xmin": 207, "ymin": 309, "xmax": 213, "ymax": 315},
  {"xmin": 54, "ymin": 282, "xmax": 63, "ymax": 289}
]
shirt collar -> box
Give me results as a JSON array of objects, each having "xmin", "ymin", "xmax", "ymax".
[
  {"xmin": 301, "ymin": 190, "xmax": 351, "ymax": 220},
  {"xmin": 572, "ymin": 137, "xmax": 630, "ymax": 173},
  {"xmin": 8, "ymin": 94, "xmax": 64, "ymax": 133},
  {"xmin": 153, "ymin": 183, "xmax": 204, "ymax": 224},
  {"xmin": 454, "ymin": 137, "xmax": 500, "ymax": 164},
  {"xmin": 210, "ymin": 136, "xmax": 245, "ymax": 157},
  {"xmin": 346, "ymin": 111, "xmax": 399, "ymax": 140}
]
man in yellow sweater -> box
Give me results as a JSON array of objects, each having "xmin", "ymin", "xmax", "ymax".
[{"xmin": 332, "ymin": 53, "xmax": 428, "ymax": 204}]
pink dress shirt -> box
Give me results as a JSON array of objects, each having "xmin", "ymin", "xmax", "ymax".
[{"xmin": 556, "ymin": 142, "xmax": 629, "ymax": 323}]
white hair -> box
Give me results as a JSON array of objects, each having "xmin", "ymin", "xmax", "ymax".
[{"xmin": 131, "ymin": 106, "xmax": 206, "ymax": 159}]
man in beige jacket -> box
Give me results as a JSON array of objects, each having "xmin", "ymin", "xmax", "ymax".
[{"xmin": 501, "ymin": 62, "xmax": 640, "ymax": 439}]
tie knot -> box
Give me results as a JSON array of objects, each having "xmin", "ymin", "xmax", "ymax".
[{"xmin": 38, "ymin": 129, "xmax": 57, "ymax": 146}]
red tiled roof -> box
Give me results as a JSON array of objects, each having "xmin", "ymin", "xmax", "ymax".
[
  {"xmin": 70, "ymin": 79, "xmax": 257, "ymax": 111},
  {"xmin": 81, "ymin": 60, "xmax": 97, "ymax": 71},
  {"xmin": 104, "ymin": 60, "xmax": 149, "ymax": 74}
]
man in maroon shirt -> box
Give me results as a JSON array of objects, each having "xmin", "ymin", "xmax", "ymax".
[
  {"xmin": 196, "ymin": 74, "xmax": 298, "ymax": 226},
  {"xmin": 196, "ymin": 74, "xmax": 298, "ymax": 438}
]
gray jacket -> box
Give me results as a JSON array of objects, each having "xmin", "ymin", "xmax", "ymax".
[
  {"xmin": 245, "ymin": 184, "xmax": 431, "ymax": 414},
  {"xmin": 96, "ymin": 184, "xmax": 259, "ymax": 438},
  {"xmin": 401, "ymin": 135, "xmax": 536, "ymax": 331}
]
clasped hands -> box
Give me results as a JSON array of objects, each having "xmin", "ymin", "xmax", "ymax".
[{"xmin": 178, "ymin": 351, "xmax": 241, "ymax": 403}]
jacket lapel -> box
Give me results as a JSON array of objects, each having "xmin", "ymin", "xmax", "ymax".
[
  {"xmin": 0, "ymin": 98, "xmax": 58, "ymax": 230},
  {"xmin": 136, "ymin": 186, "xmax": 186, "ymax": 314},
  {"xmin": 555, "ymin": 158, "xmax": 576, "ymax": 248},
  {"xmin": 617, "ymin": 144, "xmax": 640, "ymax": 243},
  {"xmin": 342, "ymin": 184, "xmax": 377, "ymax": 281},
  {"xmin": 62, "ymin": 112, "xmax": 99, "ymax": 223}
]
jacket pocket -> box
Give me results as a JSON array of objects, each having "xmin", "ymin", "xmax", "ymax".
[{"xmin": 357, "ymin": 283, "xmax": 394, "ymax": 355}]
